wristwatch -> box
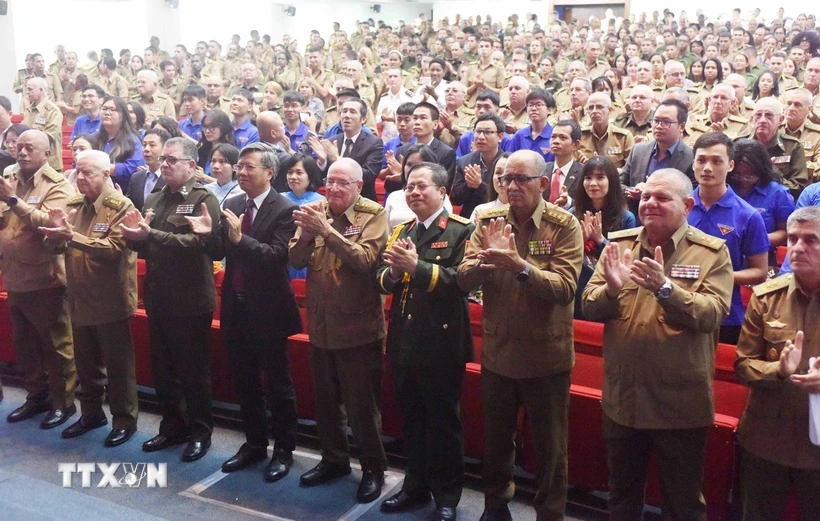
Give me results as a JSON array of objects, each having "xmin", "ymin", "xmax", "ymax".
[
  {"xmin": 516, "ymin": 262, "xmax": 531, "ymax": 282},
  {"xmin": 7, "ymin": 196, "xmax": 17, "ymax": 207},
  {"xmin": 655, "ymin": 277, "xmax": 673, "ymax": 301}
]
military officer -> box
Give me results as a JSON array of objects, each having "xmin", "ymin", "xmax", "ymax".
[
  {"xmin": 39, "ymin": 150, "xmax": 139, "ymax": 447},
  {"xmin": 752, "ymin": 97, "xmax": 809, "ymax": 200},
  {"xmin": 782, "ymin": 88, "xmax": 820, "ymax": 182},
  {"xmin": 685, "ymin": 84, "xmax": 753, "ymax": 146},
  {"xmin": 464, "ymin": 38, "xmax": 506, "ymax": 107},
  {"xmin": 377, "ymin": 162, "xmax": 474, "ymax": 521},
  {"xmin": 578, "ymin": 92, "xmax": 634, "ymax": 169},
  {"xmin": 438, "ymin": 82, "xmax": 475, "ymax": 148},
  {"xmin": 23, "ymin": 77, "xmax": 64, "ymax": 172},
  {"xmin": 133, "ymin": 70, "xmax": 176, "ymax": 128}
]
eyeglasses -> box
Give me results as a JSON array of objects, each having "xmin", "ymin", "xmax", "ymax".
[
  {"xmin": 158, "ymin": 156, "xmax": 188, "ymax": 166},
  {"xmin": 405, "ymin": 183, "xmax": 438, "ymax": 192},
  {"xmin": 324, "ymin": 177, "xmax": 359, "ymax": 188},
  {"xmin": 498, "ymin": 175, "xmax": 541, "ymax": 187},
  {"xmin": 527, "ymin": 102, "xmax": 548, "ymax": 109},
  {"xmin": 236, "ymin": 163, "xmax": 264, "ymax": 172},
  {"xmin": 475, "ymin": 129, "xmax": 501, "ymax": 135},
  {"xmin": 652, "ymin": 118, "xmax": 677, "ymax": 128},
  {"xmin": 101, "ymin": 106, "xmax": 117, "ymax": 113}
]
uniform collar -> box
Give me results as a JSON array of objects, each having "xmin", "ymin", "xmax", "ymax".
[
  {"xmin": 510, "ymin": 198, "xmax": 547, "ymax": 231},
  {"xmin": 638, "ymin": 220, "xmax": 690, "ymax": 252},
  {"xmin": 417, "ymin": 206, "xmax": 446, "ymax": 229}
]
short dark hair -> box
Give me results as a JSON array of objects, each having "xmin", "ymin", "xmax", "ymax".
[
  {"xmin": 308, "ymin": 46, "xmax": 325, "ymax": 54},
  {"xmin": 342, "ymin": 98, "xmax": 368, "ymax": 118},
  {"xmin": 476, "ymin": 89, "xmax": 501, "ymax": 107},
  {"xmin": 525, "ymin": 88, "xmax": 556, "ymax": 108},
  {"xmin": 0, "ymin": 96, "xmax": 11, "ymax": 113},
  {"xmin": 82, "ymin": 84, "xmax": 106, "ymax": 98},
  {"xmin": 101, "ymin": 57, "xmax": 117, "ymax": 71},
  {"xmin": 182, "ymin": 84, "xmax": 206, "ymax": 100},
  {"xmin": 554, "ymin": 119, "xmax": 582, "ymax": 141},
  {"xmin": 396, "ymin": 102, "xmax": 416, "ymax": 116},
  {"xmin": 283, "ymin": 91, "xmax": 305, "ymax": 106},
  {"xmin": 143, "ymin": 127, "xmax": 172, "ymax": 144},
  {"xmin": 414, "ymin": 101, "xmax": 440, "ymax": 121},
  {"xmin": 159, "ymin": 59, "xmax": 175, "ymax": 72},
  {"xmin": 280, "ymin": 152, "xmax": 323, "ymax": 191},
  {"xmin": 232, "ymin": 89, "xmax": 254, "ymax": 104},
  {"xmin": 693, "ymin": 131, "xmax": 734, "ymax": 159},
  {"xmin": 658, "ymin": 98, "xmax": 688, "ymax": 123},
  {"xmin": 408, "ymin": 161, "xmax": 449, "ymax": 188},
  {"xmin": 211, "ymin": 142, "xmax": 240, "ymax": 177},
  {"xmin": 475, "ymin": 112, "xmax": 505, "ymax": 133}
]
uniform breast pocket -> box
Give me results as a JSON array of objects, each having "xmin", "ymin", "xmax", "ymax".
[
  {"xmin": 423, "ymin": 247, "xmax": 453, "ymax": 264},
  {"xmin": 165, "ymin": 215, "xmax": 190, "ymax": 231},
  {"xmin": 762, "ymin": 327, "xmax": 797, "ymax": 362},
  {"xmin": 527, "ymin": 253, "xmax": 550, "ymax": 272}
]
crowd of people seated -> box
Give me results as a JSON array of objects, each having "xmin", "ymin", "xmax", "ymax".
[{"xmin": 1, "ymin": 5, "xmax": 820, "ymax": 521}]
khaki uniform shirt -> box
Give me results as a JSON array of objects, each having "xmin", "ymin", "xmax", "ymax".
[
  {"xmin": 500, "ymin": 104, "xmax": 531, "ymax": 133},
  {"xmin": 779, "ymin": 75, "xmax": 800, "ymax": 94},
  {"xmin": 457, "ymin": 200, "xmax": 584, "ymax": 379},
  {"xmin": 93, "ymin": 72, "xmax": 129, "ymax": 99},
  {"xmin": 133, "ymin": 92, "xmax": 176, "ymax": 127},
  {"xmin": 584, "ymin": 60, "xmax": 610, "ymax": 80},
  {"xmin": 221, "ymin": 58, "xmax": 243, "ymax": 83},
  {"xmin": 736, "ymin": 274, "xmax": 820, "ymax": 469},
  {"xmin": 289, "ymin": 196, "xmax": 388, "ymax": 350},
  {"xmin": 23, "ymin": 98, "xmax": 64, "ymax": 172},
  {"xmin": 553, "ymin": 87, "xmax": 571, "ymax": 111},
  {"xmin": 13, "ymin": 68, "xmax": 29, "ymax": 94},
  {"xmin": 465, "ymin": 61, "xmax": 506, "ymax": 107},
  {"xmin": 62, "ymin": 185, "xmax": 137, "ymax": 326},
  {"xmin": 205, "ymin": 96, "xmax": 232, "ymax": 114},
  {"xmin": 439, "ymin": 107, "xmax": 476, "ymax": 147},
  {"xmin": 613, "ymin": 111, "xmax": 653, "ymax": 141},
  {"xmin": 270, "ymin": 67, "xmax": 298, "ymax": 91},
  {"xmin": 684, "ymin": 113, "xmax": 753, "ymax": 146},
  {"xmin": 356, "ymin": 80, "xmax": 376, "ymax": 109},
  {"xmin": 782, "ymin": 120, "xmax": 820, "ymax": 182},
  {"xmin": 310, "ymin": 68, "xmax": 337, "ymax": 106},
  {"xmin": 582, "ymin": 224, "xmax": 734, "ymax": 429},
  {"xmin": 158, "ymin": 78, "xmax": 184, "ymax": 105},
  {"xmin": 0, "ymin": 164, "xmax": 74, "ymax": 292},
  {"xmin": 578, "ymin": 124, "xmax": 634, "ymax": 168}
]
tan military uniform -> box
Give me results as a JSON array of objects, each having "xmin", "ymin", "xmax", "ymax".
[
  {"xmin": 465, "ymin": 61, "xmax": 506, "ymax": 107},
  {"xmin": 578, "ymin": 124, "xmax": 634, "ymax": 168},
  {"xmin": 0, "ymin": 163, "xmax": 77, "ymax": 410},
  {"xmin": 221, "ymin": 58, "xmax": 243, "ymax": 83},
  {"xmin": 613, "ymin": 111, "xmax": 653, "ymax": 140},
  {"xmin": 288, "ymin": 196, "xmax": 388, "ymax": 472},
  {"xmin": 584, "ymin": 60, "xmax": 610, "ymax": 80},
  {"xmin": 458, "ymin": 200, "xmax": 583, "ymax": 519},
  {"xmin": 309, "ymin": 68, "xmax": 337, "ymax": 106},
  {"xmin": 735, "ymin": 97, "xmax": 756, "ymax": 120},
  {"xmin": 551, "ymin": 56, "xmax": 570, "ymax": 76},
  {"xmin": 62, "ymin": 185, "xmax": 138, "ymax": 430},
  {"xmin": 23, "ymin": 98, "xmax": 64, "ymax": 172},
  {"xmin": 555, "ymin": 106, "xmax": 591, "ymax": 127},
  {"xmin": 439, "ymin": 107, "xmax": 476, "ymax": 147},
  {"xmin": 270, "ymin": 67, "xmax": 298, "ymax": 91},
  {"xmin": 684, "ymin": 113, "xmax": 753, "ymax": 146},
  {"xmin": 13, "ymin": 68, "xmax": 30, "ymax": 94},
  {"xmin": 779, "ymin": 75, "xmax": 799, "ymax": 93},
  {"xmin": 356, "ymin": 80, "xmax": 376, "ymax": 109},
  {"xmin": 157, "ymin": 78, "xmax": 184, "ymax": 106},
  {"xmin": 133, "ymin": 92, "xmax": 176, "ymax": 127},
  {"xmin": 553, "ymin": 87, "xmax": 571, "ymax": 111},
  {"xmin": 319, "ymin": 105, "xmax": 377, "ymax": 135},
  {"xmin": 204, "ymin": 96, "xmax": 232, "ymax": 114},
  {"xmin": 782, "ymin": 120, "xmax": 820, "ymax": 182},
  {"xmin": 761, "ymin": 131, "xmax": 809, "ymax": 198},
  {"xmin": 500, "ymin": 104, "xmax": 530, "ymax": 133},
  {"xmin": 93, "ymin": 72, "xmax": 129, "ymax": 99}
]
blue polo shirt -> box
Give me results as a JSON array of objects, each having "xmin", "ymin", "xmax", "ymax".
[
  {"xmin": 796, "ymin": 181, "xmax": 820, "ymax": 209},
  {"xmin": 70, "ymin": 113, "xmax": 102, "ymax": 142},
  {"xmin": 457, "ymin": 130, "xmax": 513, "ymax": 159},
  {"xmin": 323, "ymin": 123, "xmax": 374, "ymax": 140},
  {"xmin": 381, "ymin": 135, "xmax": 416, "ymax": 168},
  {"xmin": 735, "ymin": 181, "xmax": 794, "ymax": 233},
  {"xmin": 687, "ymin": 186, "xmax": 770, "ymax": 327},
  {"xmin": 179, "ymin": 116, "xmax": 204, "ymax": 142},
  {"xmin": 233, "ymin": 119, "xmax": 259, "ymax": 149},
  {"xmin": 506, "ymin": 124, "xmax": 555, "ymax": 162},
  {"xmin": 285, "ymin": 122, "xmax": 310, "ymax": 152}
]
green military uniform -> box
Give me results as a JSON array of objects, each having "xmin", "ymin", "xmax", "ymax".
[
  {"xmin": 376, "ymin": 210, "xmax": 475, "ymax": 508},
  {"xmin": 23, "ymin": 98, "xmax": 64, "ymax": 172},
  {"xmin": 63, "ymin": 185, "xmax": 138, "ymax": 431},
  {"xmin": 761, "ymin": 131, "xmax": 809, "ymax": 200},
  {"xmin": 133, "ymin": 92, "xmax": 176, "ymax": 127},
  {"xmin": 126, "ymin": 176, "xmax": 221, "ymax": 442},
  {"xmin": 783, "ymin": 120, "xmax": 820, "ymax": 182},
  {"xmin": 578, "ymin": 124, "xmax": 634, "ymax": 168},
  {"xmin": 613, "ymin": 111, "xmax": 653, "ymax": 141},
  {"xmin": 542, "ymin": 74, "xmax": 563, "ymax": 93}
]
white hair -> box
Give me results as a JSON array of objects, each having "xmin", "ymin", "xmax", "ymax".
[
  {"xmin": 75, "ymin": 150, "xmax": 112, "ymax": 173},
  {"xmin": 330, "ymin": 157, "xmax": 363, "ymax": 181},
  {"xmin": 137, "ymin": 69, "xmax": 158, "ymax": 84}
]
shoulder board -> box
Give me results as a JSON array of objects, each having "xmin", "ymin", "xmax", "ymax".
[
  {"xmin": 478, "ymin": 204, "xmax": 510, "ymax": 220},
  {"xmin": 448, "ymin": 213, "xmax": 471, "ymax": 225},
  {"xmin": 781, "ymin": 132, "xmax": 800, "ymax": 143},
  {"xmin": 102, "ymin": 196, "xmax": 126, "ymax": 211},
  {"xmin": 685, "ymin": 228, "xmax": 725, "ymax": 250},
  {"xmin": 611, "ymin": 125, "xmax": 630, "ymax": 135},
  {"xmin": 804, "ymin": 120, "xmax": 820, "ymax": 132},
  {"xmin": 469, "ymin": 60, "xmax": 478, "ymax": 65},
  {"xmin": 460, "ymin": 107, "xmax": 476, "ymax": 116},
  {"xmin": 783, "ymin": 85, "xmax": 799, "ymax": 92},
  {"xmin": 403, "ymin": 90, "xmax": 414, "ymax": 97},
  {"xmin": 580, "ymin": 125, "xmax": 593, "ymax": 132},
  {"xmin": 727, "ymin": 114, "xmax": 749, "ymax": 123},
  {"xmin": 354, "ymin": 198, "xmax": 382, "ymax": 214},
  {"xmin": 324, "ymin": 68, "xmax": 333, "ymax": 73},
  {"xmin": 66, "ymin": 195, "xmax": 85, "ymax": 206},
  {"xmin": 386, "ymin": 220, "xmax": 411, "ymax": 249},
  {"xmin": 686, "ymin": 87, "xmax": 700, "ymax": 94},
  {"xmin": 131, "ymin": 94, "xmax": 140, "ymax": 100},
  {"xmin": 608, "ymin": 226, "xmax": 642, "ymax": 240},
  {"xmin": 42, "ymin": 169, "xmax": 64, "ymax": 183},
  {"xmin": 752, "ymin": 274, "xmax": 792, "ymax": 297},
  {"xmin": 155, "ymin": 92, "xmax": 169, "ymax": 99},
  {"xmin": 542, "ymin": 205, "xmax": 572, "ymax": 226},
  {"xmin": 380, "ymin": 92, "xmax": 388, "ymax": 97},
  {"xmin": 692, "ymin": 123, "xmax": 711, "ymax": 132}
]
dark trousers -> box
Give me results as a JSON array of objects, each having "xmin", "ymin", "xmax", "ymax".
[
  {"xmin": 147, "ymin": 312, "xmax": 213, "ymax": 441},
  {"xmin": 8, "ymin": 287, "xmax": 76, "ymax": 409},
  {"xmin": 393, "ymin": 362, "xmax": 465, "ymax": 508},
  {"xmin": 740, "ymin": 448, "xmax": 820, "ymax": 521},
  {"xmin": 603, "ymin": 414, "xmax": 708, "ymax": 521},
  {"xmin": 73, "ymin": 319, "xmax": 138, "ymax": 430},
  {"xmin": 481, "ymin": 369, "xmax": 570, "ymax": 521},
  {"xmin": 226, "ymin": 304, "xmax": 297, "ymax": 451},
  {"xmin": 310, "ymin": 341, "xmax": 387, "ymax": 471}
]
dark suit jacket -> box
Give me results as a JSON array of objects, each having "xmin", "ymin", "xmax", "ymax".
[
  {"xmin": 451, "ymin": 150, "xmax": 502, "ymax": 219},
  {"xmin": 268, "ymin": 147, "xmax": 293, "ymax": 193},
  {"xmin": 619, "ymin": 139, "xmax": 696, "ymax": 189},
  {"xmin": 376, "ymin": 210, "xmax": 474, "ymax": 366},
  {"xmin": 324, "ymin": 132, "xmax": 384, "ymax": 202},
  {"xmin": 396, "ymin": 138, "xmax": 457, "ymax": 191},
  {"xmin": 205, "ymin": 189, "xmax": 302, "ymax": 339},
  {"xmin": 126, "ymin": 170, "xmax": 166, "ymax": 211},
  {"xmin": 543, "ymin": 160, "xmax": 583, "ymax": 202}
]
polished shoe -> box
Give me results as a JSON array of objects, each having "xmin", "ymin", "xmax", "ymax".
[
  {"xmin": 40, "ymin": 405, "xmax": 77, "ymax": 430},
  {"xmin": 61, "ymin": 412, "xmax": 108, "ymax": 438},
  {"xmin": 380, "ymin": 490, "xmax": 432, "ymax": 513},
  {"xmin": 478, "ymin": 505, "xmax": 512, "ymax": 521},
  {"xmin": 433, "ymin": 506, "xmax": 457, "ymax": 521},
  {"xmin": 181, "ymin": 439, "xmax": 211, "ymax": 462},
  {"xmin": 7, "ymin": 399, "xmax": 50, "ymax": 423},
  {"xmin": 104, "ymin": 427, "xmax": 136, "ymax": 447},
  {"xmin": 142, "ymin": 433, "xmax": 190, "ymax": 452},
  {"xmin": 263, "ymin": 450, "xmax": 293, "ymax": 483},
  {"xmin": 356, "ymin": 469, "xmax": 385, "ymax": 503},
  {"xmin": 299, "ymin": 461, "xmax": 351, "ymax": 487},
  {"xmin": 221, "ymin": 443, "xmax": 267, "ymax": 472}
]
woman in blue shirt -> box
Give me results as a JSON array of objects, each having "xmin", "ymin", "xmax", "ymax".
[
  {"xmin": 729, "ymin": 139, "xmax": 795, "ymax": 267},
  {"xmin": 280, "ymin": 153, "xmax": 325, "ymax": 279},
  {"xmin": 98, "ymin": 97, "xmax": 145, "ymax": 188},
  {"xmin": 204, "ymin": 143, "xmax": 241, "ymax": 208}
]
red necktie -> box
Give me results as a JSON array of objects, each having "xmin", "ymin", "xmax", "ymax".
[
  {"xmin": 232, "ymin": 198, "xmax": 255, "ymax": 294},
  {"xmin": 549, "ymin": 168, "xmax": 563, "ymax": 203}
]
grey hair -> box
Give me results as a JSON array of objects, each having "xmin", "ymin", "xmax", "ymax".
[
  {"xmin": 329, "ymin": 157, "xmax": 363, "ymax": 181},
  {"xmin": 572, "ymin": 77, "xmax": 592, "ymax": 92},
  {"xmin": 165, "ymin": 137, "xmax": 198, "ymax": 161},
  {"xmin": 649, "ymin": 168, "xmax": 693, "ymax": 200},
  {"xmin": 663, "ymin": 86, "xmax": 690, "ymax": 104},
  {"xmin": 787, "ymin": 206, "xmax": 820, "ymax": 231},
  {"xmin": 407, "ymin": 161, "xmax": 449, "ymax": 188},
  {"xmin": 75, "ymin": 150, "xmax": 112, "ymax": 173},
  {"xmin": 28, "ymin": 77, "xmax": 47, "ymax": 91},
  {"xmin": 137, "ymin": 69, "xmax": 158, "ymax": 84},
  {"xmin": 239, "ymin": 142, "xmax": 280, "ymax": 173}
]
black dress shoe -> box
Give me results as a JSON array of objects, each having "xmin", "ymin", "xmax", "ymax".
[
  {"xmin": 61, "ymin": 412, "xmax": 108, "ymax": 438},
  {"xmin": 7, "ymin": 399, "xmax": 50, "ymax": 423},
  {"xmin": 478, "ymin": 505, "xmax": 512, "ymax": 521},
  {"xmin": 181, "ymin": 439, "xmax": 211, "ymax": 462},
  {"xmin": 357, "ymin": 469, "xmax": 385, "ymax": 503},
  {"xmin": 380, "ymin": 490, "xmax": 432, "ymax": 513},
  {"xmin": 222, "ymin": 443, "xmax": 267, "ymax": 472},
  {"xmin": 433, "ymin": 506, "xmax": 457, "ymax": 521},
  {"xmin": 40, "ymin": 405, "xmax": 77, "ymax": 430},
  {"xmin": 142, "ymin": 433, "xmax": 190, "ymax": 452},
  {"xmin": 263, "ymin": 450, "xmax": 293, "ymax": 483},
  {"xmin": 300, "ymin": 461, "xmax": 351, "ymax": 487},
  {"xmin": 104, "ymin": 427, "xmax": 136, "ymax": 447}
]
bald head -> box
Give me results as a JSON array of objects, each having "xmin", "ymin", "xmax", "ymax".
[
  {"xmin": 329, "ymin": 157, "xmax": 363, "ymax": 181},
  {"xmin": 26, "ymin": 77, "xmax": 48, "ymax": 104},
  {"xmin": 256, "ymin": 111, "xmax": 285, "ymax": 144},
  {"xmin": 755, "ymin": 96, "xmax": 783, "ymax": 116},
  {"xmin": 16, "ymin": 130, "xmax": 51, "ymax": 175}
]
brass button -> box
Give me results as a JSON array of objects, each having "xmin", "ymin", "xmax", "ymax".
[
  {"xmin": 442, "ymin": 323, "xmax": 448, "ymax": 329},
  {"xmin": 409, "ymin": 293, "xmax": 413, "ymax": 299},
  {"xmin": 436, "ymin": 255, "xmax": 441, "ymax": 260},
  {"xmin": 407, "ymin": 314, "xmax": 413, "ymax": 320}
]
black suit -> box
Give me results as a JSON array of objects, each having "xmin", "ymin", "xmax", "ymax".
[
  {"xmin": 376, "ymin": 210, "xmax": 474, "ymax": 507},
  {"xmin": 204, "ymin": 189, "xmax": 303, "ymax": 451},
  {"xmin": 542, "ymin": 160, "xmax": 583, "ymax": 202},
  {"xmin": 396, "ymin": 138, "xmax": 457, "ymax": 191},
  {"xmin": 323, "ymin": 132, "xmax": 383, "ymax": 202},
  {"xmin": 126, "ymin": 170, "xmax": 166, "ymax": 212},
  {"xmin": 451, "ymin": 150, "xmax": 502, "ymax": 218}
]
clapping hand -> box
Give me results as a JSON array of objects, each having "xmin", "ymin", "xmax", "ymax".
[
  {"xmin": 119, "ymin": 208, "xmax": 154, "ymax": 241},
  {"xmin": 38, "ymin": 207, "xmax": 77, "ymax": 242},
  {"xmin": 778, "ymin": 331, "xmax": 804, "ymax": 379},
  {"xmin": 385, "ymin": 152, "xmax": 403, "ymax": 182},
  {"xmin": 222, "ymin": 208, "xmax": 244, "ymax": 244},
  {"xmin": 383, "ymin": 237, "xmax": 418, "ymax": 278},
  {"xmin": 582, "ymin": 211, "xmax": 604, "ymax": 244},
  {"xmin": 602, "ymin": 241, "xmax": 632, "ymax": 298},
  {"xmin": 630, "ymin": 246, "xmax": 666, "ymax": 294},
  {"xmin": 553, "ymin": 185, "xmax": 569, "ymax": 208},
  {"xmin": 185, "ymin": 202, "xmax": 213, "ymax": 236},
  {"xmin": 464, "ymin": 164, "xmax": 482, "ymax": 189},
  {"xmin": 477, "ymin": 217, "xmax": 525, "ymax": 272},
  {"xmin": 293, "ymin": 203, "xmax": 332, "ymax": 241},
  {"xmin": 306, "ymin": 135, "xmax": 327, "ymax": 162}
]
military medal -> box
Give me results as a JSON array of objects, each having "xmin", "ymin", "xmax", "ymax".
[
  {"xmin": 767, "ymin": 348, "xmax": 779, "ymax": 362},
  {"xmin": 92, "ymin": 223, "xmax": 110, "ymax": 233},
  {"xmin": 772, "ymin": 155, "xmax": 790, "ymax": 164},
  {"xmin": 343, "ymin": 225, "xmax": 362, "ymax": 236},
  {"xmin": 431, "ymin": 241, "xmax": 448, "ymax": 248},
  {"xmin": 670, "ymin": 264, "xmax": 700, "ymax": 279},
  {"xmin": 175, "ymin": 204, "xmax": 194, "ymax": 214},
  {"xmin": 528, "ymin": 240, "xmax": 553, "ymax": 255}
]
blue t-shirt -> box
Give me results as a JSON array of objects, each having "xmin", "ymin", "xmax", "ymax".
[
  {"xmin": 735, "ymin": 181, "xmax": 794, "ymax": 234},
  {"xmin": 104, "ymin": 134, "xmax": 145, "ymax": 188},
  {"xmin": 285, "ymin": 122, "xmax": 310, "ymax": 153},
  {"xmin": 284, "ymin": 190, "xmax": 324, "ymax": 279},
  {"xmin": 70, "ymin": 113, "xmax": 102, "ymax": 142},
  {"xmin": 233, "ymin": 119, "xmax": 259, "ymax": 149},
  {"xmin": 796, "ymin": 181, "xmax": 820, "ymax": 209},
  {"xmin": 506, "ymin": 124, "xmax": 555, "ymax": 162},
  {"xmin": 687, "ymin": 186, "xmax": 770, "ymax": 327},
  {"xmin": 457, "ymin": 130, "xmax": 513, "ymax": 159},
  {"xmin": 180, "ymin": 117, "xmax": 203, "ymax": 142}
]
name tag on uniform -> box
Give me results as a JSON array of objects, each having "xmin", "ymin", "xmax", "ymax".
[
  {"xmin": 772, "ymin": 155, "xmax": 790, "ymax": 164},
  {"xmin": 607, "ymin": 147, "xmax": 622, "ymax": 155},
  {"xmin": 670, "ymin": 264, "xmax": 700, "ymax": 279},
  {"xmin": 26, "ymin": 195, "xmax": 41, "ymax": 204},
  {"xmin": 528, "ymin": 240, "xmax": 553, "ymax": 255},
  {"xmin": 343, "ymin": 225, "xmax": 362, "ymax": 236},
  {"xmin": 803, "ymin": 141, "xmax": 813, "ymax": 150},
  {"xmin": 175, "ymin": 204, "xmax": 194, "ymax": 214},
  {"xmin": 151, "ymin": 105, "xmax": 160, "ymax": 112},
  {"xmin": 35, "ymin": 118, "xmax": 46, "ymax": 126},
  {"xmin": 92, "ymin": 223, "xmax": 110, "ymax": 233},
  {"xmin": 431, "ymin": 241, "xmax": 448, "ymax": 248}
]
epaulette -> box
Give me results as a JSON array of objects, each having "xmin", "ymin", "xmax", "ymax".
[
  {"xmin": 781, "ymin": 132, "xmax": 801, "ymax": 143},
  {"xmin": 607, "ymin": 226, "xmax": 642, "ymax": 240},
  {"xmin": 354, "ymin": 198, "xmax": 382, "ymax": 214},
  {"xmin": 131, "ymin": 94, "xmax": 140, "ymax": 100},
  {"xmin": 102, "ymin": 196, "xmax": 125, "ymax": 211},
  {"xmin": 387, "ymin": 219, "xmax": 412, "ymax": 249},
  {"xmin": 478, "ymin": 204, "xmax": 509, "ymax": 219},
  {"xmin": 542, "ymin": 205, "xmax": 572, "ymax": 226},
  {"xmin": 752, "ymin": 274, "xmax": 792, "ymax": 297},
  {"xmin": 685, "ymin": 227, "xmax": 725, "ymax": 251},
  {"xmin": 42, "ymin": 169, "xmax": 65, "ymax": 183},
  {"xmin": 469, "ymin": 60, "xmax": 478, "ymax": 65},
  {"xmin": 804, "ymin": 120, "xmax": 820, "ymax": 132},
  {"xmin": 727, "ymin": 114, "xmax": 749, "ymax": 123},
  {"xmin": 460, "ymin": 107, "xmax": 476, "ymax": 116},
  {"xmin": 686, "ymin": 87, "xmax": 701, "ymax": 94},
  {"xmin": 448, "ymin": 213, "xmax": 471, "ymax": 225},
  {"xmin": 403, "ymin": 90, "xmax": 414, "ymax": 97},
  {"xmin": 66, "ymin": 195, "xmax": 84, "ymax": 206},
  {"xmin": 580, "ymin": 124, "xmax": 592, "ymax": 132},
  {"xmin": 782, "ymin": 84, "xmax": 799, "ymax": 92},
  {"xmin": 611, "ymin": 125, "xmax": 631, "ymax": 136},
  {"xmin": 691, "ymin": 122, "xmax": 711, "ymax": 133}
]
